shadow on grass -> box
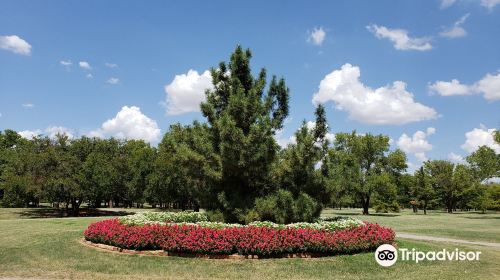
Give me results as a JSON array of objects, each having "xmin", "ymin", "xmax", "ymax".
[
  {"xmin": 464, "ymin": 216, "xmax": 500, "ymax": 220},
  {"xmin": 17, "ymin": 207, "xmax": 132, "ymax": 219},
  {"xmin": 327, "ymin": 211, "xmax": 401, "ymax": 217}
]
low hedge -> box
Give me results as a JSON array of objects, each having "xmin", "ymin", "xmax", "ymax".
[{"xmin": 84, "ymin": 219, "xmax": 395, "ymax": 256}]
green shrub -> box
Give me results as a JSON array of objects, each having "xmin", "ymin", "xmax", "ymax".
[
  {"xmin": 275, "ymin": 189, "xmax": 295, "ymax": 224},
  {"xmin": 254, "ymin": 195, "xmax": 277, "ymax": 221},
  {"xmin": 374, "ymin": 201, "xmax": 400, "ymax": 213},
  {"xmin": 206, "ymin": 210, "xmax": 225, "ymax": 222},
  {"xmin": 389, "ymin": 201, "xmax": 401, "ymax": 213},
  {"xmin": 374, "ymin": 203, "xmax": 388, "ymax": 213},
  {"xmin": 242, "ymin": 209, "xmax": 260, "ymax": 224},
  {"xmin": 253, "ymin": 190, "xmax": 322, "ymax": 223},
  {"xmin": 254, "ymin": 189, "xmax": 295, "ymax": 223},
  {"xmin": 294, "ymin": 192, "xmax": 318, "ymax": 222}
]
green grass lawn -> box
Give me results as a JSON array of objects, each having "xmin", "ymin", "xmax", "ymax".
[
  {"xmin": 322, "ymin": 208, "xmax": 500, "ymax": 243},
  {"xmin": 0, "ymin": 208, "xmax": 499, "ymax": 279}
]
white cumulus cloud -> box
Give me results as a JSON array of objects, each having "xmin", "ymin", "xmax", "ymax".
[
  {"xmin": 45, "ymin": 126, "xmax": 75, "ymax": 139},
  {"xmin": 312, "ymin": 63, "xmax": 438, "ymax": 125},
  {"xmin": 366, "ymin": 24, "xmax": 432, "ymax": 51},
  {"xmin": 475, "ymin": 72, "xmax": 500, "ymax": 101},
  {"xmin": 461, "ymin": 125, "xmax": 500, "ymax": 153},
  {"xmin": 275, "ymin": 130, "xmax": 297, "ymax": 148},
  {"xmin": 60, "ymin": 60, "xmax": 72, "ymax": 67},
  {"xmin": 79, "ymin": 61, "xmax": 92, "ymax": 70},
  {"xmin": 307, "ymin": 27, "xmax": 326, "ymax": 46},
  {"xmin": 163, "ymin": 69, "xmax": 213, "ymax": 115},
  {"xmin": 18, "ymin": 126, "xmax": 74, "ymax": 140},
  {"xmin": 448, "ymin": 152, "xmax": 465, "ymax": 163},
  {"xmin": 440, "ymin": 0, "xmax": 457, "ymax": 9},
  {"xmin": 397, "ymin": 127, "xmax": 436, "ymax": 162},
  {"xmin": 22, "ymin": 103, "xmax": 34, "ymax": 109},
  {"xmin": 440, "ymin": 14, "xmax": 469, "ymax": 38},
  {"xmin": 18, "ymin": 130, "xmax": 42, "ymax": 139},
  {"xmin": 481, "ymin": 0, "xmax": 500, "ymax": 10},
  {"xmin": 107, "ymin": 77, "xmax": 119, "ymax": 85},
  {"xmin": 0, "ymin": 35, "xmax": 32, "ymax": 55},
  {"xmin": 429, "ymin": 71, "xmax": 500, "ymax": 101},
  {"xmin": 440, "ymin": 0, "xmax": 499, "ymax": 10},
  {"xmin": 105, "ymin": 62, "xmax": 118, "ymax": 68},
  {"xmin": 305, "ymin": 121, "xmax": 335, "ymax": 143},
  {"xmin": 428, "ymin": 79, "xmax": 471, "ymax": 96},
  {"xmin": 90, "ymin": 106, "xmax": 161, "ymax": 143}
]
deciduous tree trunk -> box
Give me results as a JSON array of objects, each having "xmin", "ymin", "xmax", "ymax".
[{"xmin": 362, "ymin": 196, "xmax": 370, "ymax": 215}]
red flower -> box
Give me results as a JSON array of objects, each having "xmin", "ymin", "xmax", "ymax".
[{"xmin": 84, "ymin": 219, "xmax": 395, "ymax": 256}]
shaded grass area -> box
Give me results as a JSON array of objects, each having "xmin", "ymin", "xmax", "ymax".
[
  {"xmin": 322, "ymin": 208, "xmax": 500, "ymax": 243},
  {"xmin": 0, "ymin": 217, "xmax": 499, "ymax": 279},
  {"xmin": 0, "ymin": 207, "xmax": 155, "ymax": 220}
]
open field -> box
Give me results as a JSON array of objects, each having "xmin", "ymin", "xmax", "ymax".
[
  {"xmin": 0, "ymin": 208, "xmax": 499, "ymax": 280},
  {"xmin": 322, "ymin": 208, "xmax": 500, "ymax": 243},
  {"xmin": 3, "ymin": 207, "xmax": 498, "ymax": 243}
]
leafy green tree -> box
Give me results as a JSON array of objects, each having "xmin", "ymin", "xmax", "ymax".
[
  {"xmin": 331, "ymin": 132, "xmax": 404, "ymax": 214},
  {"xmin": 81, "ymin": 139, "xmax": 121, "ymax": 208},
  {"xmin": 373, "ymin": 172, "xmax": 402, "ymax": 213},
  {"xmin": 452, "ymin": 164, "xmax": 480, "ymax": 211},
  {"xmin": 323, "ymin": 147, "xmax": 357, "ymax": 210},
  {"xmin": 485, "ymin": 183, "xmax": 500, "ymax": 210},
  {"xmin": 413, "ymin": 166, "xmax": 435, "ymax": 215},
  {"xmin": 396, "ymin": 173, "xmax": 415, "ymax": 208},
  {"xmin": 466, "ymin": 146, "xmax": 500, "ymax": 182},
  {"xmin": 0, "ymin": 130, "xmax": 23, "ymax": 200},
  {"xmin": 424, "ymin": 160, "xmax": 456, "ymax": 213},
  {"xmin": 469, "ymin": 185, "xmax": 495, "ymax": 213},
  {"xmin": 1, "ymin": 135, "xmax": 51, "ymax": 207},
  {"xmin": 152, "ymin": 122, "xmax": 220, "ymax": 210},
  {"xmin": 121, "ymin": 140, "xmax": 155, "ymax": 208},
  {"xmin": 44, "ymin": 134, "xmax": 84, "ymax": 215},
  {"xmin": 200, "ymin": 46, "xmax": 289, "ymax": 221},
  {"xmin": 146, "ymin": 152, "xmax": 170, "ymax": 208}
]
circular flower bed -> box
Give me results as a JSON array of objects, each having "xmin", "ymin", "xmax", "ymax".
[{"xmin": 84, "ymin": 213, "xmax": 395, "ymax": 257}]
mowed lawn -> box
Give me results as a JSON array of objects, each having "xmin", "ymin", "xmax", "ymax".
[
  {"xmin": 0, "ymin": 208, "xmax": 499, "ymax": 280},
  {"xmin": 322, "ymin": 208, "xmax": 500, "ymax": 243}
]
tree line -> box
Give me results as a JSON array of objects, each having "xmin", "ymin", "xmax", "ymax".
[{"xmin": 1, "ymin": 46, "xmax": 499, "ymax": 221}]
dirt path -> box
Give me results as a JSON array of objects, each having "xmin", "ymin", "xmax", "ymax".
[{"xmin": 397, "ymin": 232, "xmax": 500, "ymax": 248}]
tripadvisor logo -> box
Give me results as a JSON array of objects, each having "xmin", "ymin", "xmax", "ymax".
[
  {"xmin": 374, "ymin": 244, "xmax": 481, "ymax": 267},
  {"xmin": 375, "ymin": 244, "xmax": 398, "ymax": 267}
]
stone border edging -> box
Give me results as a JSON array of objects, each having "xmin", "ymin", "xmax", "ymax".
[{"xmin": 79, "ymin": 238, "xmax": 334, "ymax": 259}]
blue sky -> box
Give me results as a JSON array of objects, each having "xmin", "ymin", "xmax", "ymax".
[{"xmin": 0, "ymin": 0, "xmax": 499, "ymax": 171}]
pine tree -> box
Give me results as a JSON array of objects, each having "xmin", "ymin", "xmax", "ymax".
[{"xmin": 200, "ymin": 46, "xmax": 289, "ymax": 221}]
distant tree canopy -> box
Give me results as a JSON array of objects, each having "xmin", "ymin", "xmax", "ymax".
[
  {"xmin": 326, "ymin": 132, "xmax": 407, "ymax": 215},
  {"xmin": 0, "ymin": 46, "xmax": 499, "ymax": 220}
]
